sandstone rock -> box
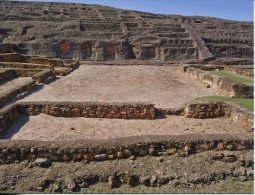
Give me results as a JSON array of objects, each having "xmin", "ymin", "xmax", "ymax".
[
  {"xmin": 94, "ymin": 154, "xmax": 108, "ymax": 161},
  {"xmin": 150, "ymin": 175, "xmax": 158, "ymax": 187},
  {"xmin": 140, "ymin": 176, "xmax": 150, "ymax": 187},
  {"xmin": 211, "ymin": 153, "xmax": 224, "ymax": 161},
  {"xmin": 223, "ymin": 154, "xmax": 237, "ymax": 163},
  {"xmin": 108, "ymin": 154, "xmax": 116, "ymax": 160},
  {"xmin": 79, "ymin": 182, "xmax": 89, "ymax": 188},
  {"xmin": 108, "ymin": 175, "xmax": 120, "ymax": 188},
  {"xmin": 63, "ymin": 178, "xmax": 76, "ymax": 192},
  {"xmin": 129, "ymin": 155, "xmax": 136, "ymax": 160},
  {"xmin": 116, "ymin": 151, "xmax": 123, "ymax": 159},
  {"xmin": 72, "ymin": 153, "xmax": 83, "ymax": 161},
  {"xmin": 139, "ymin": 149, "xmax": 148, "ymax": 156},
  {"xmin": 225, "ymin": 144, "xmax": 234, "ymax": 150},
  {"xmin": 30, "ymin": 158, "xmax": 52, "ymax": 168},
  {"xmin": 167, "ymin": 148, "xmax": 177, "ymax": 155},
  {"xmin": 52, "ymin": 183, "xmax": 62, "ymax": 193},
  {"xmin": 123, "ymin": 149, "xmax": 132, "ymax": 157},
  {"xmin": 148, "ymin": 147, "xmax": 157, "ymax": 156},
  {"xmin": 217, "ymin": 143, "xmax": 225, "ymax": 150},
  {"xmin": 84, "ymin": 153, "xmax": 93, "ymax": 161}
]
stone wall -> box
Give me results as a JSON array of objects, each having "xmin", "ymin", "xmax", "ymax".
[
  {"xmin": 0, "ymin": 134, "xmax": 253, "ymax": 164},
  {"xmin": 224, "ymin": 67, "xmax": 253, "ymax": 78},
  {"xmin": 0, "ymin": 69, "xmax": 17, "ymax": 83},
  {"xmin": 184, "ymin": 102, "xmax": 253, "ymax": 131},
  {"xmin": 186, "ymin": 67, "xmax": 253, "ymax": 98},
  {"xmin": 0, "ymin": 43, "xmax": 15, "ymax": 53},
  {"xmin": 16, "ymin": 102, "xmax": 156, "ymax": 119},
  {"xmin": 32, "ymin": 70, "xmax": 56, "ymax": 84},
  {"xmin": 0, "ymin": 105, "xmax": 19, "ymax": 134},
  {"xmin": 0, "ymin": 80, "xmax": 35, "ymax": 107},
  {"xmin": 0, "ymin": 53, "xmax": 27, "ymax": 63},
  {"xmin": 184, "ymin": 103, "xmax": 227, "ymax": 119},
  {"xmin": 227, "ymin": 104, "xmax": 254, "ymax": 131}
]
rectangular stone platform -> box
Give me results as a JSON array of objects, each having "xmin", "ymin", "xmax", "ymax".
[{"xmin": 19, "ymin": 65, "xmax": 218, "ymax": 109}]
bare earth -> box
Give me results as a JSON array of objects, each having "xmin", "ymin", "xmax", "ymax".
[
  {"xmin": 2, "ymin": 114, "xmax": 250, "ymax": 141},
  {"xmin": 20, "ymin": 65, "xmax": 218, "ymax": 108}
]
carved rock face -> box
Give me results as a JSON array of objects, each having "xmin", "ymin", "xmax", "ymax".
[{"xmin": 0, "ymin": 1, "xmax": 253, "ymax": 64}]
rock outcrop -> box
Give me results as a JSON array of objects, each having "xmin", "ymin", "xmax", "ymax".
[{"xmin": 0, "ymin": 1, "xmax": 253, "ymax": 64}]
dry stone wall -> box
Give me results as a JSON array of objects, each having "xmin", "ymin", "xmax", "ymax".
[
  {"xmin": 16, "ymin": 102, "xmax": 156, "ymax": 119},
  {"xmin": 0, "ymin": 135, "xmax": 253, "ymax": 164},
  {"xmin": 186, "ymin": 67, "xmax": 253, "ymax": 98}
]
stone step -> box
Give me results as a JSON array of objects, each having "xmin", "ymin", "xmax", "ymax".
[
  {"xmin": 0, "ymin": 78, "xmax": 35, "ymax": 107},
  {"xmin": 0, "ymin": 62, "xmax": 53, "ymax": 70},
  {"xmin": 0, "ymin": 69, "xmax": 17, "ymax": 84},
  {"xmin": 203, "ymin": 37, "xmax": 252, "ymax": 45},
  {"xmin": 157, "ymin": 27, "xmax": 186, "ymax": 33}
]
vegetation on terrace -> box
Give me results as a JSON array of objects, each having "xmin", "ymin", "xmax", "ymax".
[
  {"xmin": 208, "ymin": 70, "xmax": 253, "ymax": 84},
  {"xmin": 195, "ymin": 95, "xmax": 254, "ymax": 112}
]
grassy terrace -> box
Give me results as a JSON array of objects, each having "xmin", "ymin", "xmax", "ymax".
[
  {"xmin": 195, "ymin": 96, "xmax": 254, "ymax": 112},
  {"xmin": 208, "ymin": 70, "xmax": 253, "ymax": 84}
]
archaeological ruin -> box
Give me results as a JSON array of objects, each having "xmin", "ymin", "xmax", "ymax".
[{"xmin": 0, "ymin": 0, "xmax": 253, "ymax": 193}]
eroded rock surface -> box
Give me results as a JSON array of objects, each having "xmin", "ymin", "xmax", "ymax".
[{"xmin": 0, "ymin": 1, "xmax": 253, "ymax": 64}]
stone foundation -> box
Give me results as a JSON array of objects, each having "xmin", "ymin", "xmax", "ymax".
[
  {"xmin": 184, "ymin": 102, "xmax": 253, "ymax": 131},
  {"xmin": 16, "ymin": 102, "xmax": 156, "ymax": 119},
  {"xmin": 184, "ymin": 103, "xmax": 227, "ymax": 119},
  {"xmin": 224, "ymin": 66, "xmax": 254, "ymax": 78},
  {"xmin": 186, "ymin": 67, "xmax": 253, "ymax": 98},
  {"xmin": 0, "ymin": 134, "xmax": 253, "ymax": 164}
]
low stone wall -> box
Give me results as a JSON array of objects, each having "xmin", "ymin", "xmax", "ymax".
[
  {"xmin": 184, "ymin": 103, "xmax": 227, "ymax": 119},
  {"xmin": 16, "ymin": 101, "xmax": 156, "ymax": 119},
  {"xmin": 186, "ymin": 67, "xmax": 253, "ymax": 98},
  {"xmin": 0, "ymin": 134, "xmax": 253, "ymax": 164},
  {"xmin": 0, "ymin": 44, "xmax": 15, "ymax": 53},
  {"xmin": 0, "ymin": 69, "xmax": 17, "ymax": 83},
  {"xmin": 227, "ymin": 104, "xmax": 254, "ymax": 131},
  {"xmin": 0, "ymin": 53, "xmax": 27, "ymax": 63},
  {"xmin": 224, "ymin": 67, "xmax": 254, "ymax": 78},
  {"xmin": 0, "ymin": 62, "xmax": 53, "ymax": 70},
  {"xmin": 10, "ymin": 68, "xmax": 43, "ymax": 77},
  {"xmin": 0, "ymin": 105, "xmax": 19, "ymax": 134},
  {"xmin": 29, "ymin": 57, "xmax": 64, "ymax": 67},
  {"xmin": 184, "ymin": 102, "xmax": 253, "ymax": 131},
  {"xmin": 32, "ymin": 69, "xmax": 56, "ymax": 84}
]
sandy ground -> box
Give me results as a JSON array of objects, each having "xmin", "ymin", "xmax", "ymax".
[
  {"xmin": 0, "ymin": 77, "xmax": 33, "ymax": 93},
  {"xmin": 1, "ymin": 114, "xmax": 250, "ymax": 141},
  {"xmin": 20, "ymin": 65, "xmax": 218, "ymax": 108}
]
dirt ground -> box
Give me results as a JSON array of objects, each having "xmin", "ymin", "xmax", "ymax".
[
  {"xmin": 0, "ymin": 150, "xmax": 253, "ymax": 193},
  {"xmin": 20, "ymin": 65, "xmax": 218, "ymax": 108},
  {"xmin": 1, "ymin": 113, "xmax": 251, "ymax": 141}
]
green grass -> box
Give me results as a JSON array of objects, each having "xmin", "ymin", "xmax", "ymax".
[
  {"xmin": 195, "ymin": 96, "xmax": 254, "ymax": 112},
  {"xmin": 208, "ymin": 70, "xmax": 253, "ymax": 84}
]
